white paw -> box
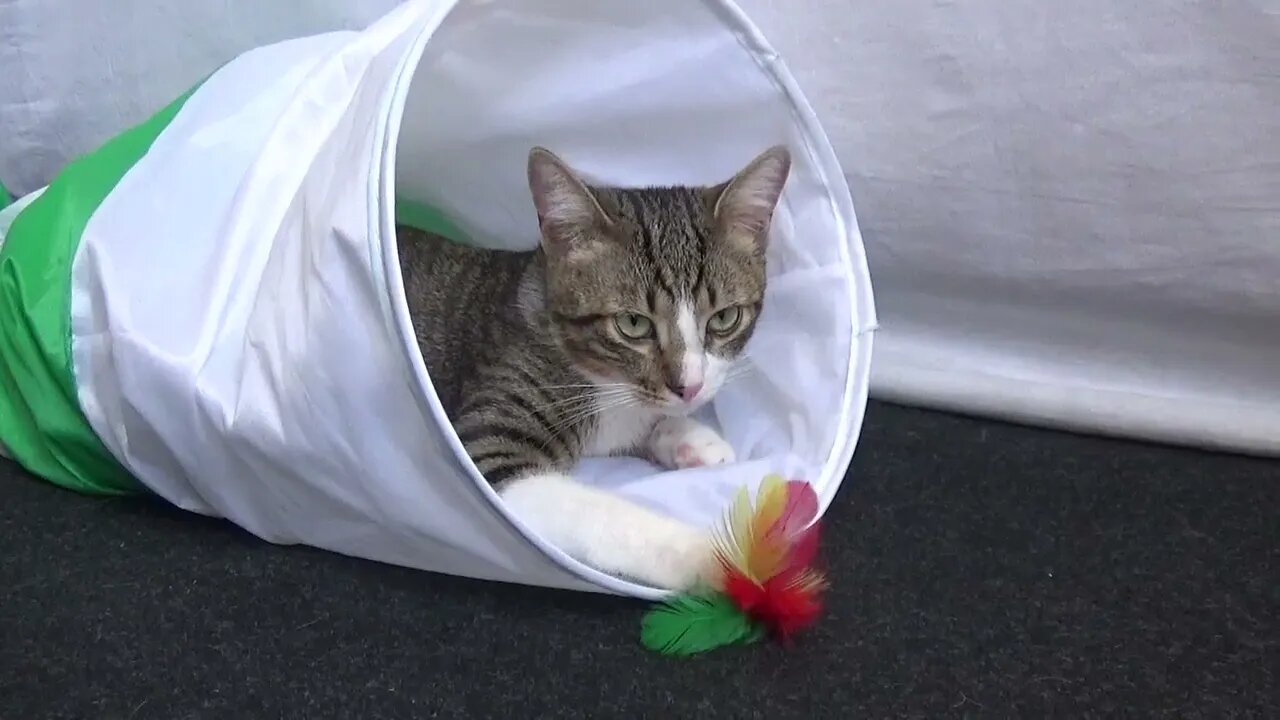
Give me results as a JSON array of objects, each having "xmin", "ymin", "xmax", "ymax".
[
  {"xmin": 628, "ymin": 526, "xmax": 718, "ymax": 590},
  {"xmin": 499, "ymin": 472, "xmax": 716, "ymax": 591},
  {"xmin": 648, "ymin": 417, "xmax": 736, "ymax": 470}
]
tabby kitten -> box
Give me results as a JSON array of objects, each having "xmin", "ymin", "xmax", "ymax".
[{"xmin": 398, "ymin": 145, "xmax": 790, "ymax": 589}]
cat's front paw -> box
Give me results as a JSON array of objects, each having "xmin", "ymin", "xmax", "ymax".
[
  {"xmin": 647, "ymin": 417, "xmax": 736, "ymax": 470},
  {"xmin": 499, "ymin": 471, "xmax": 718, "ymax": 591},
  {"xmin": 634, "ymin": 526, "xmax": 719, "ymax": 591}
]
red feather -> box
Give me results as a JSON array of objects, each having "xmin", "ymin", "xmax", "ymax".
[
  {"xmin": 724, "ymin": 567, "xmax": 826, "ymax": 641},
  {"xmin": 769, "ymin": 481, "xmax": 820, "ymax": 538},
  {"xmin": 712, "ymin": 477, "xmax": 828, "ymax": 643},
  {"xmin": 644, "ymin": 477, "xmax": 829, "ymax": 656},
  {"xmin": 724, "ymin": 570, "xmax": 764, "ymax": 612},
  {"xmin": 783, "ymin": 522, "xmax": 821, "ymax": 571},
  {"xmin": 721, "ymin": 480, "xmax": 827, "ymax": 641},
  {"xmin": 760, "ymin": 481, "xmax": 821, "ymax": 574}
]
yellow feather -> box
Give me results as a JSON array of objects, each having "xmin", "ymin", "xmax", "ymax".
[
  {"xmin": 716, "ymin": 484, "xmax": 755, "ymax": 579},
  {"xmin": 750, "ymin": 475, "xmax": 788, "ymax": 541},
  {"xmin": 714, "ymin": 475, "xmax": 814, "ymax": 583},
  {"xmin": 739, "ymin": 475, "xmax": 779, "ymax": 581}
]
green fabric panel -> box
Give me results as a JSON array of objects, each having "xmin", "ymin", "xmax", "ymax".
[
  {"xmin": 0, "ymin": 181, "xmax": 11, "ymax": 211},
  {"xmin": 395, "ymin": 198, "xmax": 468, "ymax": 243},
  {"xmin": 0, "ymin": 87, "xmax": 197, "ymax": 496}
]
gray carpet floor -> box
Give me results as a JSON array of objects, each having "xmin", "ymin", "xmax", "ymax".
[{"xmin": 2, "ymin": 402, "xmax": 1276, "ymax": 718}]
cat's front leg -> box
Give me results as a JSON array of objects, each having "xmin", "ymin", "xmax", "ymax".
[
  {"xmin": 499, "ymin": 472, "xmax": 716, "ymax": 590},
  {"xmin": 646, "ymin": 417, "xmax": 736, "ymax": 470},
  {"xmin": 456, "ymin": 392, "xmax": 715, "ymax": 589}
]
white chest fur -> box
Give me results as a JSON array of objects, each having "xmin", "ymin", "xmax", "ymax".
[{"xmin": 583, "ymin": 397, "xmax": 661, "ymax": 457}]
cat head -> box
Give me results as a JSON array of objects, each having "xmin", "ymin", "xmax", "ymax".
[{"xmin": 527, "ymin": 145, "xmax": 790, "ymax": 414}]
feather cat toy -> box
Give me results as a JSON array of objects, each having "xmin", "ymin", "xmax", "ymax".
[{"xmin": 640, "ymin": 474, "xmax": 827, "ymax": 655}]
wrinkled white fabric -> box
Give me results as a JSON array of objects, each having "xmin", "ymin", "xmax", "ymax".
[
  {"xmin": 50, "ymin": 1, "xmax": 871, "ymax": 597},
  {"xmin": 3, "ymin": 1, "xmax": 1277, "ymax": 453},
  {"xmin": 743, "ymin": 0, "xmax": 1280, "ymax": 454}
]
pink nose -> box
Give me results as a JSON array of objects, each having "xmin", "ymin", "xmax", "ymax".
[{"xmin": 680, "ymin": 383, "xmax": 703, "ymax": 402}]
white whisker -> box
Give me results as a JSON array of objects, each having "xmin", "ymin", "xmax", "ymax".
[
  {"xmin": 522, "ymin": 387, "xmax": 634, "ymax": 415},
  {"xmin": 535, "ymin": 394, "xmax": 638, "ymax": 455}
]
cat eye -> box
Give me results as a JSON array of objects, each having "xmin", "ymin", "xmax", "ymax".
[
  {"xmin": 708, "ymin": 306, "xmax": 742, "ymax": 335},
  {"xmin": 615, "ymin": 313, "xmax": 654, "ymax": 340}
]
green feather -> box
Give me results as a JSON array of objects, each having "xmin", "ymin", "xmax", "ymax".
[{"xmin": 640, "ymin": 592, "xmax": 764, "ymax": 656}]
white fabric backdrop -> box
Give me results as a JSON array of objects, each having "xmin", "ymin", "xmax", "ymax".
[{"xmin": 3, "ymin": 0, "xmax": 1278, "ymax": 455}]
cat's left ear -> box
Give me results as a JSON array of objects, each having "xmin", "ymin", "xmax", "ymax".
[{"xmin": 708, "ymin": 145, "xmax": 791, "ymax": 253}]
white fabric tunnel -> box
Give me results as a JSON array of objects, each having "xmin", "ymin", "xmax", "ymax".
[{"xmin": 3, "ymin": 0, "xmax": 876, "ymax": 599}]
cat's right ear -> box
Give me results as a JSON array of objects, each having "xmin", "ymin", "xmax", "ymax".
[{"xmin": 527, "ymin": 147, "xmax": 612, "ymax": 258}]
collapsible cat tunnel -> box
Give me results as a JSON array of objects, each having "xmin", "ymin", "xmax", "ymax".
[{"xmin": 0, "ymin": 0, "xmax": 876, "ymax": 599}]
